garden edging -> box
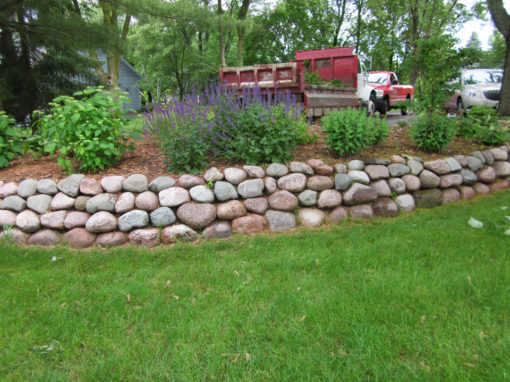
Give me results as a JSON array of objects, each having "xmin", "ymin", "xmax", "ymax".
[{"xmin": 1, "ymin": 147, "xmax": 510, "ymax": 248}]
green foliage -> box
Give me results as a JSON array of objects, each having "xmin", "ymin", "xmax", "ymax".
[
  {"xmin": 33, "ymin": 88, "xmax": 135, "ymax": 173},
  {"xmin": 304, "ymin": 71, "xmax": 347, "ymax": 87},
  {"xmin": 0, "ymin": 112, "xmax": 23, "ymax": 168},
  {"xmin": 457, "ymin": 106, "xmax": 509, "ymax": 146},
  {"xmin": 322, "ymin": 108, "xmax": 388, "ymax": 157},
  {"xmin": 411, "ymin": 113, "xmax": 456, "ymax": 152}
]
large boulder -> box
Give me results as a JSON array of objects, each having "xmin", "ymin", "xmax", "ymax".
[
  {"xmin": 277, "ymin": 174, "xmax": 307, "ymax": 193},
  {"xmin": 266, "ymin": 210, "xmax": 296, "ymax": 231},
  {"xmin": 307, "ymin": 159, "xmax": 333, "ymax": 175},
  {"xmin": 298, "ymin": 190, "xmax": 318, "ymax": 206},
  {"xmin": 216, "ymin": 200, "xmax": 246, "ymax": 220},
  {"xmin": 189, "ymin": 185, "xmax": 215, "ymax": 203},
  {"xmin": 149, "ymin": 176, "xmax": 176, "ymax": 192},
  {"xmin": 364, "ymin": 165, "xmax": 389, "ymax": 180},
  {"xmin": 307, "ymin": 176, "xmax": 334, "ymax": 191},
  {"xmin": 0, "ymin": 182, "xmax": 17, "ymax": 198},
  {"xmin": 298, "ymin": 208, "xmax": 325, "ymax": 228},
  {"xmin": 64, "ymin": 228, "xmax": 96, "ymax": 248},
  {"xmin": 40, "ymin": 210, "xmax": 67, "ymax": 230},
  {"xmin": 16, "ymin": 210, "xmax": 40, "ymax": 233},
  {"xmin": 290, "ymin": 162, "xmax": 314, "ymax": 175},
  {"xmin": 0, "ymin": 210, "xmax": 17, "ymax": 226},
  {"xmin": 128, "ymin": 228, "xmax": 161, "ymax": 247},
  {"xmin": 101, "ymin": 176, "xmax": 125, "ymax": 193},
  {"xmin": 123, "ymin": 174, "xmax": 148, "ymax": 192},
  {"xmin": 414, "ymin": 189, "xmax": 442, "ymax": 209},
  {"xmin": 27, "ymin": 194, "xmax": 52, "ymax": 214},
  {"xmin": 176, "ymin": 202, "xmax": 216, "ymax": 229},
  {"xmin": 316, "ymin": 190, "xmax": 342, "ymax": 208},
  {"xmin": 85, "ymin": 211, "xmax": 117, "ymax": 233},
  {"xmin": 224, "ymin": 168, "xmax": 248, "ymax": 185},
  {"xmin": 27, "ymin": 229, "xmax": 61, "ymax": 246},
  {"xmin": 238, "ymin": 179, "xmax": 265, "ymax": 198},
  {"xmin": 243, "ymin": 165, "xmax": 265, "ymax": 179},
  {"xmin": 204, "ymin": 167, "xmax": 224, "ymax": 182},
  {"xmin": 342, "ymin": 183, "xmax": 377, "ymax": 205},
  {"xmin": 349, "ymin": 204, "xmax": 373, "ymax": 218},
  {"xmin": 86, "ymin": 193, "xmax": 116, "ymax": 213},
  {"xmin": 161, "ymin": 224, "xmax": 200, "ymax": 243},
  {"xmin": 214, "ymin": 181, "xmax": 238, "ymax": 201},
  {"xmin": 243, "ymin": 197, "xmax": 269, "ymax": 214},
  {"xmin": 37, "ymin": 179, "xmax": 58, "ymax": 195},
  {"xmin": 266, "ymin": 163, "xmax": 288, "ymax": 177},
  {"xmin": 372, "ymin": 198, "xmax": 399, "ymax": 217},
  {"xmin": 159, "ymin": 187, "xmax": 190, "ymax": 207},
  {"xmin": 268, "ymin": 190, "xmax": 298, "ymax": 211},
  {"xmin": 96, "ymin": 231, "xmax": 128, "ymax": 247},
  {"xmin": 50, "ymin": 193, "xmax": 75, "ymax": 210},
  {"xmin": 203, "ymin": 222, "xmax": 233, "ymax": 239},
  {"xmin": 419, "ymin": 170, "xmax": 440, "ymax": 189},
  {"xmin": 115, "ymin": 192, "xmax": 136, "ymax": 214},
  {"xmin": 118, "ymin": 210, "xmax": 150, "ymax": 232},
  {"xmin": 79, "ymin": 178, "xmax": 103, "ymax": 195},
  {"xmin": 135, "ymin": 191, "xmax": 159, "ymax": 211},
  {"xmin": 57, "ymin": 174, "xmax": 85, "ymax": 197},
  {"xmin": 423, "ymin": 159, "xmax": 450, "ymax": 175},
  {"xmin": 64, "ymin": 211, "xmax": 91, "ymax": 230},
  {"xmin": 232, "ymin": 214, "xmax": 267, "ymax": 235},
  {"xmin": 178, "ymin": 174, "xmax": 205, "ymax": 189},
  {"xmin": 150, "ymin": 207, "xmax": 176, "ymax": 227},
  {"xmin": 395, "ymin": 194, "xmax": 415, "ymax": 212},
  {"xmin": 1, "ymin": 195, "xmax": 26, "ymax": 212},
  {"xmin": 17, "ymin": 179, "xmax": 38, "ymax": 198}
]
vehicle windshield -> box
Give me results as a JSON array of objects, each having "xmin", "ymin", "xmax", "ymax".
[
  {"xmin": 366, "ymin": 73, "xmax": 388, "ymax": 84},
  {"xmin": 463, "ymin": 70, "xmax": 503, "ymax": 85}
]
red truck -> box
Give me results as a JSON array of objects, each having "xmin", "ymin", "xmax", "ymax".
[
  {"xmin": 219, "ymin": 47, "xmax": 361, "ymax": 117},
  {"xmin": 362, "ymin": 71, "xmax": 414, "ymax": 115}
]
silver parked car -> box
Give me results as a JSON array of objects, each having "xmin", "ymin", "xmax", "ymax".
[{"xmin": 451, "ymin": 68, "xmax": 502, "ymax": 111}]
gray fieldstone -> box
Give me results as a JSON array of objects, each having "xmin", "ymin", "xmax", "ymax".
[
  {"xmin": 348, "ymin": 170, "xmax": 370, "ymax": 185},
  {"xmin": 266, "ymin": 163, "xmax": 289, "ymax": 178},
  {"xmin": 482, "ymin": 151, "xmax": 494, "ymax": 165},
  {"xmin": 334, "ymin": 163, "xmax": 347, "ymax": 174},
  {"xmin": 264, "ymin": 177, "xmax": 277, "ymax": 194},
  {"xmin": 266, "ymin": 210, "xmax": 296, "ymax": 231},
  {"xmin": 79, "ymin": 178, "xmax": 103, "ymax": 195},
  {"xmin": 461, "ymin": 169, "xmax": 478, "ymax": 185},
  {"xmin": 86, "ymin": 193, "xmax": 116, "ymax": 213},
  {"xmin": 391, "ymin": 155, "xmax": 406, "ymax": 164},
  {"xmin": 490, "ymin": 148, "xmax": 508, "ymax": 161},
  {"xmin": 407, "ymin": 159, "xmax": 424, "ymax": 175},
  {"xmin": 243, "ymin": 197, "xmax": 269, "ymax": 214},
  {"xmin": 1, "ymin": 228, "xmax": 29, "ymax": 244},
  {"xmin": 85, "ymin": 211, "xmax": 117, "ymax": 233},
  {"xmin": 423, "ymin": 159, "xmax": 450, "ymax": 175},
  {"xmin": 476, "ymin": 167, "xmax": 496, "ymax": 184},
  {"xmin": 64, "ymin": 228, "xmax": 96, "ymax": 248},
  {"xmin": 471, "ymin": 151, "xmax": 486, "ymax": 164},
  {"xmin": 395, "ymin": 194, "xmax": 415, "ymax": 212},
  {"xmin": 150, "ymin": 207, "xmax": 176, "ymax": 227},
  {"xmin": 364, "ymin": 165, "xmax": 389, "ymax": 180},
  {"xmin": 327, "ymin": 206, "xmax": 349, "ymax": 223},
  {"xmin": 372, "ymin": 198, "xmax": 399, "ymax": 217},
  {"xmin": 57, "ymin": 174, "xmax": 85, "ymax": 197},
  {"xmin": 178, "ymin": 174, "xmax": 205, "ymax": 189},
  {"xmin": 419, "ymin": 170, "xmax": 440, "ymax": 189},
  {"xmin": 454, "ymin": 155, "xmax": 468, "ymax": 167},
  {"xmin": 389, "ymin": 178, "xmax": 406, "ymax": 194},
  {"xmin": 149, "ymin": 176, "xmax": 176, "ymax": 192},
  {"xmin": 277, "ymin": 173, "xmax": 307, "ymax": 193},
  {"xmin": 388, "ymin": 163, "xmax": 410, "ymax": 177},
  {"xmin": 203, "ymin": 222, "xmax": 233, "ymax": 239},
  {"xmin": 243, "ymin": 165, "xmax": 265, "ymax": 178},
  {"xmin": 37, "ymin": 179, "xmax": 58, "ymax": 195},
  {"xmin": 204, "ymin": 167, "xmax": 224, "ymax": 182},
  {"xmin": 128, "ymin": 228, "xmax": 161, "ymax": 247},
  {"xmin": 349, "ymin": 204, "xmax": 373, "ymax": 218},
  {"xmin": 466, "ymin": 156, "xmax": 483, "ymax": 172},
  {"xmin": 290, "ymin": 162, "xmax": 314, "ymax": 175},
  {"xmin": 298, "ymin": 189, "xmax": 318, "ymax": 206},
  {"xmin": 118, "ymin": 210, "xmax": 150, "ymax": 232},
  {"xmin": 494, "ymin": 161, "xmax": 510, "ymax": 177},
  {"xmin": 1, "ymin": 195, "xmax": 26, "ymax": 212},
  {"xmin": 307, "ymin": 176, "xmax": 334, "ymax": 191},
  {"xmin": 96, "ymin": 231, "xmax": 128, "ymax": 247},
  {"xmin": 347, "ymin": 159, "xmax": 364, "ymax": 171},
  {"xmin": 439, "ymin": 174, "xmax": 463, "ymax": 188},
  {"xmin": 162, "ymin": 224, "xmax": 200, "ymax": 243},
  {"xmin": 224, "ymin": 168, "xmax": 247, "ymax": 185},
  {"xmin": 189, "ymin": 185, "xmax": 215, "ymax": 203},
  {"xmin": 317, "ymin": 189, "xmax": 342, "ymax": 208},
  {"xmin": 16, "ymin": 210, "xmax": 40, "ymax": 233},
  {"xmin": 74, "ymin": 196, "xmax": 90, "ymax": 211},
  {"xmin": 123, "ymin": 174, "xmax": 148, "ymax": 192},
  {"xmin": 473, "ymin": 182, "xmax": 490, "ymax": 195},
  {"xmin": 176, "ymin": 202, "xmax": 216, "ymax": 229},
  {"xmin": 307, "ymin": 159, "xmax": 333, "ymax": 175},
  {"xmin": 40, "ymin": 210, "xmax": 67, "ymax": 230},
  {"xmin": 444, "ymin": 157, "xmax": 462, "ymax": 172},
  {"xmin": 0, "ymin": 210, "xmax": 17, "ymax": 226},
  {"xmin": 402, "ymin": 175, "xmax": 421, "ymax": 191},
  {"xmin": 232, "ymin": 214, "xmax": 267, "ymax": 235},
  {"xmin": 17, "ymin": 179, "xmax": 38, "ymax": 198},
  {"xmin": 238, "ymin": 178, "xmax": 265, "ymax": 198},
  {"xmin": 268, "ymin": 190, "xmax": 298, "ymax": 211},
  {"xmin": 135, "ymin": 191, "xmax": 159, "ymax": 211},
  {"xmin": 442, "ymin": 188, "xmax": 460, "ymax": 204},
  {"xmin": 216, "ymin": 200, "xmax": 246, "ymax": 220},
  {"xmin": 365, "ymin": 158, "xmax": 391, "ymax": 165},
  {"xmin": 115, "ymin": 192, "xmax": 135, "ymax": 214},
  {"xmin": 0, "ymin": 182, "xmax": 17, "ymax": 198},
  {"xmin": 370, "ymin": 179, "xmax": 391, "ymax": 197},
  {"xmin": 298, "ymin": 208, "xmax": 325, "ymax": 228},
  {"xmin": 159, "ymin": 187, "xmax": 191, "ymax": 207},
  {"xmin": 334, "ymin": 174, "xmax": 352, "ymax": 191},
  {"xmin": 28, "ymin": 229, "xmax": 61, "ymax": 246},
  {"xmin": 459, "ymin": 186, "xmax": 476, "ymax": 200},
  {"xmin": 64, "ymin": 211, "xmax": 90, "ymax": 230},
  {"xmin": 214, "ymin": 181, "xmax": 238, "ymax": 201},
  {"xmin": 414, "ymin": 189, "xmax": 443, "ymax": 209},
  {"xmin": 342, "ymin": 183, "xmax": 377, "ymax": 206},
  {"xmin": 50, "ymin": 193, "xmax": 75, "ymax": 210},
  {"xmin": 101, "ymin": 176, "xmax": 125, "ymax": 193},
  {"xmin": 27, "ymin": 194, "xmax": 52, "ymax": 214}
]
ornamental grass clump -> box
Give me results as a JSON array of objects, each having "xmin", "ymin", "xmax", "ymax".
[{"xmin": 144, "ymin": 82, "xmax": 313, "ymax": 173}]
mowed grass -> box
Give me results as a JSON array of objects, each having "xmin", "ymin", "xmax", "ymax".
[{"xmin": 1, "ymin": 191, "xmax": 510, "ymax": 381}]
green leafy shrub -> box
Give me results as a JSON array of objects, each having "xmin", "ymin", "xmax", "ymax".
[
  {"xmin": 457, "ymin": 106, "xmax": 509, "ymax": 146},
  {"xmin": 33, "ymin": 88, "xmax": 135, "ymax": 173},
  {"xmin": 411, "ymin": 113, "xmax": 456, "ymax": 152},
  {"xmin": 0, "ymin": 112, "xmax": 23, "ymax": 168},
  {"xmin": 305, "ymin": 71, "xmax": 347, "ymax": 87},
  {"xmin": 322, "ymin": 108, "xmax": 388, "ymax": 157}
]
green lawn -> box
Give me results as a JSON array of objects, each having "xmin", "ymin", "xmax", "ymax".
[{"xmin": 1, "ymin": 191, "xmax": 510, "ymax": 381}]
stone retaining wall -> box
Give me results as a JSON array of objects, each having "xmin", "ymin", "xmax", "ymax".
[{"xmin": 1, "ymin": 147, "xmax": 510, "ymax": 248}]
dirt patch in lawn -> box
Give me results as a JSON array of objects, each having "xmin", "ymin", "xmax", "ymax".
[{"xmin": 0, "ymin": 122, "xmax": 500, "ymax": 183}]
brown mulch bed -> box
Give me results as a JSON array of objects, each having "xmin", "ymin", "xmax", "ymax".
[{"xmin": 0, "ymin": 123, "xmax": 499, "ymax": 183}]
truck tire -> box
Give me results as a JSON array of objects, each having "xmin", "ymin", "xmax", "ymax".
[
  {"xmin": 367, "ymin": 93, "xmax": 376, "ymax": 117},
  {"xmin": 378, "ymin": 99, "xmax": 387, "ymax": 115}
]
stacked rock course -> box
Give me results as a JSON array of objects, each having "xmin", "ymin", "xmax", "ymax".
[{"xmin": 1, "ymin": 146, "xmax": 510, "ymax": 248}]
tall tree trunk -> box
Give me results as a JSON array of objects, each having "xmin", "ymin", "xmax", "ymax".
[
  {"xmin": 236, "ymin": 0, "xmax": 250, "ymax": 66},
  {"xmin": 218, "ymin": 0, "xmax": 226, "ymax": 67},
  {"xmin": 332, "ymin": 0, "xmax": 347, "ymax": 47}
]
